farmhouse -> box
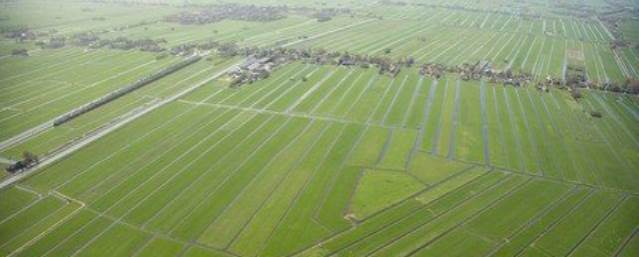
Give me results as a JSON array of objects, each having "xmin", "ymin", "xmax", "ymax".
[{"xmin": 229, "ymin": 56, "xmax": 277, "ymax": 87}]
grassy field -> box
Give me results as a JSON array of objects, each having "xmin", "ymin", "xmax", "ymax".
[
  {"xmin": 1, "ymin": 0, "xmax": 638, "ymax": 257},
  {"xmin": 1, "ymin": 63, "xmax": 637, "ymax": 257}
]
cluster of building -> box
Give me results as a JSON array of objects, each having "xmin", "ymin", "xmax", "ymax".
[{"xmin": 228, "ymin": 56, "xmax": 279, "ymax": 87}]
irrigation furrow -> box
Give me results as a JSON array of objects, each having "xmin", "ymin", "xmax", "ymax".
[
  {"xmin": 382, "ymin": 75, "xmax": 409, "ymax": 124},
  {"xmin": 479, "ymin": 80, "xmax": 490, "ymax": 166},
  {"xmin": 257, "ymin": 124, "xmax": 348, "ymax": 255},
  {"xmin": 565, "ymin": 194, "xmax": 628, "ymax": 257},
  {"xmin": 511, "ymin": 189, "xmax": 596, "ymax": 257},
  {"xmin": 492, "ymin": 87, "xmax": 508, "ymax": 168},
  {"xmin": 402, "ymin": 178, "xmax": 534, "ymax": 257},
  {"xmin": 223, "ymin": 122, "xmax": 331, "ymax": 250},
  {"xmin": 51, "ymin": 103, "xmax": 220, "ymax": 192},
  {"xmin": 248, "ymin": 66, "xmax": 314, "ymax": 108},
  {"xmin": 402, "ymin": 76, "xmax": 424, "ymax": 127},
  {"xmin": 515, "ymin": 89, "xmax": 545, "ymax": 176},
  {"xmin": 483, "ymin": 185, "xmax": 581, "ymax": 257},
  {"xmin": 431, "ymin": 79, "xmax": 449, "ymax": 154},
  {"xmin": 308, "ymin": 69, "xmax": 355, "ymax": 114},
  {"xmin": 616, "ymin": 96, "xmax": 639, "ymax": 121},
  {"xmin": 519, "ymin": 37, "xmax": 537, "ymax": 72},
  {"xmin": 97, "ymin": 111, "xmax": 263, "ymax": 216},
  {"xmin": 328, "ymin": 72, "xmax": 370, "ymax": 115},
  {"xmin": 191, "ymin": 119, "xmax": 317, "ymax": 242},
  {"xmin": 262, "ymin": 67, "xmax": 323, "ymax": 110},
  {"xmin": 537, "ymin": 93, "xmax": 583, "ymax": 181},
  {"xmin": 591, "ymin": 93, "xmax": 639, "ymax": 148},
  {"xmin": 317, "ymin": 168, "xmax": 494, "ymax": 256},
  {"xmin": 234, "ymin": 64, "xmax": 307, "ymax": 106},
  {"xmin": 286, "ymin": 70, "xmax": 336, "ymax": 113},
  {"xmin": 502, "ymin": 87, "xmax": 527, "ymax": 173},
  {"xmin": 612, "ymin": 228, "xmax": 639, "ymax": 257},
  {"xmin": 366, "ymin": 77, "xmax": 397, "ymax": 123},
  {"xmin": 447, "ymin": 79, "xmax": 461, "ymax": 159},
  {"xmin": 151, "ymin": 114, "xmax": 288, "ymax": 235}
]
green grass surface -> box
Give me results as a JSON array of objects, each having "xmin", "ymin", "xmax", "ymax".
[{"xmin": 1, "ymin": 0, "xmax": 638, "ymax": 256}]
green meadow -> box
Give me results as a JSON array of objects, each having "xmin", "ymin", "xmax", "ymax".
[{"xmin": 1, "ymin": 0, "xmax": 638, "ymax": 257}]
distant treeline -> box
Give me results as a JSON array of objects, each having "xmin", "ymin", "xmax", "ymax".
[{"xmin": 165, "ymin": 3, "xmax": 350, "ymax": 24}]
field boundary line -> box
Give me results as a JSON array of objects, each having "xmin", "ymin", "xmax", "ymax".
[
  {"xmin": 358, "ymin": 76, "xmax": 392, "ymax": 121},
  {"xmin": 416, "ymin": 79, "xmax": 438, "ymax": 149},
  {"xmin": 537, "ymin": 92, "xmax": 582, "ymax": 181},
  {"xmin": 263, "ymin": 68, "xmax": 324, "ymax": 110},
  {"xmin": 311, "ymin": 123, "xmax": 368, "ymax": 227},
  {"xmin": 250, "ymin": 66, "xmax": 316, "ymax": 109},
  {"xmin": 612, "ymin": 227, "xmax": 638, "ymax": 257},
  {"xmin": 14, "ymin": 184, "xmax": 43, "ymax": 198},
  {"xmin": 401, "ymin": 178, "xmax": 534, "ymax": 257},
  {"xmin": 0, "ymin": 50, "xmax": 88, "ymax": 83},
  {"xmin": 166, "ymin": 115, "xmax": 294, "ymax": 237},
  {"xmin": 309, "ymin": 69, "xmax": 355, "ymax": 114},
  {"xmin": 512, "ymin": 189, "xmax": 596, "ymax": 257},
  {"xmin": 304, "ymin": 167, "xmax": 488, "ymax": 256},
  {"xmin": 591, "ymin": 93, "xmax": 639, "ymax": 148},
  {"xmin": 401, "ymin": 76, "xmax": 424, "ymax": 127},
  {"xmin": 0, "ymin": 50, "xmax": 116, "ymax": 92},
  {"xmin": 514, "ymin": 89, "xmax": 545, "ymax": 176},
  {"xmin": 482, "ymin": 185, "xmax": 580, "ymax": 257},
  {"xmin": 137, "ymin": 110, "xmax": 266, "ymax": 228},
  {"xmin": 502, "ymin": 87, "xmax": 527, "ymax": 173},
  {"xmin": 0, "ymin": 193, "xmax": 69, "ymax": 250},
  {"xmin": 105, "ymin": 111, "xmax": 263, "ymax": 219},
  {"xmin": 431, "ymin": 78, "xmax": 449, "ymax": 154},
  {"xmin": 337, "ymin": 73, "xmax": 378, "ymax": 117},
  {"xmin": 51, "ymin": 97, "xmax": 213, "ymax": 192},
  {"xmin": 5, "ymin": 57, "xmax": 157, "ymax": 115},
  {"xmin": 235, "ymin": 64, "xmax": 308, "ymax": 106},
  {"xmin": 129, "ymin": 234, "xmax": 156, "ymax": 257},
  {"xmin": 257, "ymin": 124, "xmax": 348, "ymax": 256},
  {"xmin": 280, "ymin": 19, "xmax": 376, "ymax": 48},
  {"xmin": 331, "ymin": 171, "xmax": 513, "ymax": 257},
  {"xmin": 479, "ymin": 80, "xmax": 490, "ymax": 166},
  {"xmin": 491, "ymin": 86, "xmax": 508, "ymax": 168},
  {"xmin": 224, "ymin": 122, "xmax": 332, "ymax": 250},
  {"xmin": 6, "ymin": 190, "xmax": 86, "ymax": 257},
  {"xmin": 0, "ymin": 189, "xmax": 43, "ymax": 225},
  {"xmin": 447, "ymin": 79, "xmax": 461, "ymax": 159},
  {"xmin": 79, "ymin": 107, "xmax": 225, "ymax": 201},
  {"xmin": 582, "ymin": 98, "xmax": 636, "ymax": 173},
  {"xmin": 374, "ymin": 128, "xmax": 393, "ymax": 169},
  {"xmin": 190, "ymin": 118, "xmax": 316, "ymax": 241},
  {"xmin": 382, "ymin": 74, "xmax": 409, "ymax": 124},
  {"xmin": 84, "ymin": 109, "xmax": 236, "ymax": 206},
  {"xmin": 565, "ymin": 194, "xmax": 628, "ymax": 257},
  {"xmin": 286, "ymin": 70, "xmax": 336, "ymax": 113},
  {"xmin": 404, "ymin": 77, "xmax": 428, "ymax": 171}
]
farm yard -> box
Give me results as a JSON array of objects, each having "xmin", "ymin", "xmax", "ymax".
[{"xmin": 0, "ymin": 0, "xmax": 638, "ymax": 257}]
